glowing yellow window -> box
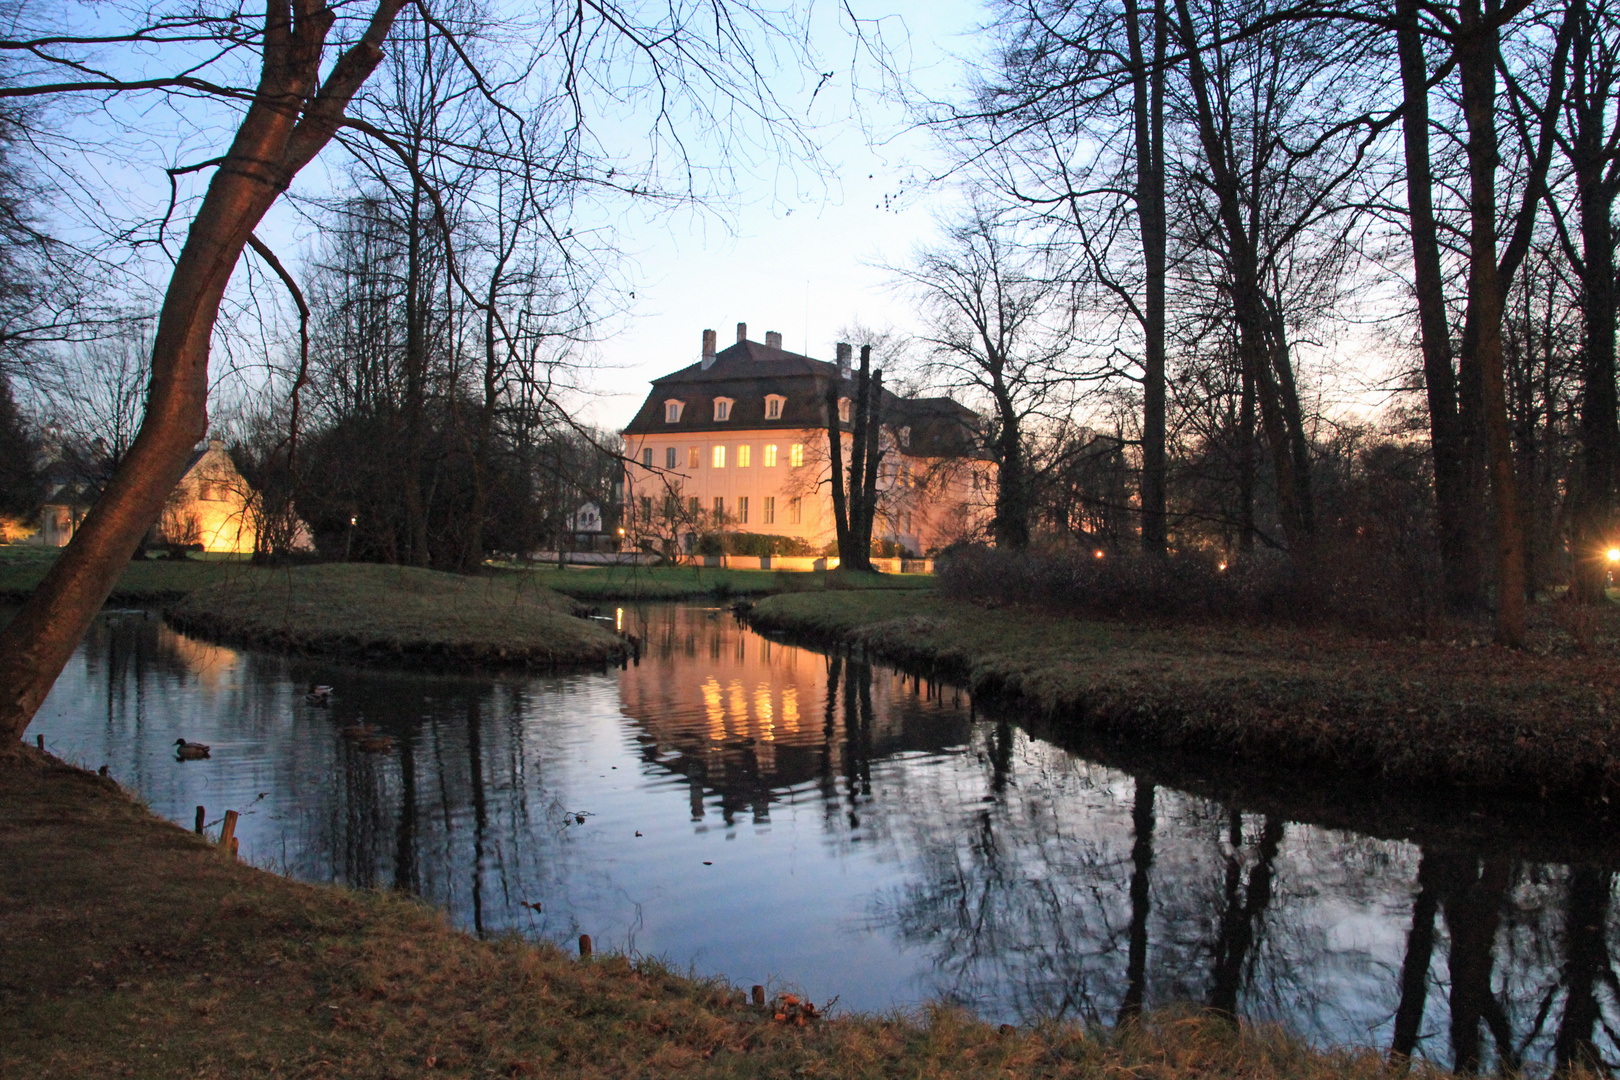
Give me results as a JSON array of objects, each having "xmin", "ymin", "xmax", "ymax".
[
  {"xmin": 789, "ymin": 444, "xmax": 804, "ymax": 467},
  {"xmin": 764, "ymin": 444, "xmax": 778, "ymax": 467},
  {"xmin": 737, "ymin": 445, "xmax": 751, "ymax": 468},
  {"xmin": 712, "ymin": 445, "xmax": 726, "ymax": 468}
]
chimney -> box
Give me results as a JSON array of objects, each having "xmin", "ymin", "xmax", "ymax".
[
  {"xmin": 736, "ymin": 321, "xmax": 748, "ymax": 343},
  {"xmin": 765, "ymin": 330, "xmax": 782, "ymax": 350},
  {"xmin": 701, "ymin": 328, "xmax": 717, "ymax": 370},
  {"xmin": 836, "ymin": 342, "xmax": 852, "ymax": 380}
]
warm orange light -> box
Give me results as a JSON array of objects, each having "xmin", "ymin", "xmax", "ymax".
[
  {"xmin": 1218, "ymin": 562, "xmax": 1228, "ymax": 572},
  {"xmin": 1608, "ymin": 547, "xmax": 1619, "ymax": 563},
  {"xmin": 1094, "ymin": 549, "xmax": 1105, "ymax": 559}
]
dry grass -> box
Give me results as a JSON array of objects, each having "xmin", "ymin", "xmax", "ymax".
[
  {"xmin": 747, "ymin": 591, "xmax": 1620, "ymax": 808},
  {"xmin": 166, "ymin": 563, "xmax": 625, "ymax": 669},
  {"xmin": 0, "ymin": 747, "xmax": 1470, "ymax": 1080}
]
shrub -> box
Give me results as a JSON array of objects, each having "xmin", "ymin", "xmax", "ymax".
[{"xmin": 694, "ymin": 532, "xmax": 817, "ymax": 557}]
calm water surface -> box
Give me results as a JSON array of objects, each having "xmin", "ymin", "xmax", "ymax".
[{"xmin": 25, "ymin": 605, "xmax": 1620, "ymax": 1073}]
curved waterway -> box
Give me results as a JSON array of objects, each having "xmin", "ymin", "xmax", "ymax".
[{"xmin": 22, "ymin": 603, "xmax": 1620, "ymax": 1073}]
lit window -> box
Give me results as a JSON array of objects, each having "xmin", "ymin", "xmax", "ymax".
[
  {"xmin": 641, "ymin": 447, "xmax": 653, "ymax": 468},
  {"xmin": 838, "ymin": 398, "xmax": 852, "ymax": 423},
  {"xmin": 763, "ymin": 496, "xmax": 775, "ymax": 525},
  {"xmin": 765, "ymin": 395, "xmax": 785, "ymax": 420},
  {"xmin": 664, "ymin": 399, "xmax": 685, "ymax": 423},
  {"xmin": 737, "ymin": 445, "xmax": 751, "ymax": 468},
  {"xmin": 788, "ymin": 497, "xmax": 802, "ymax": 524},
  {"xmin": 789, "ymin": 444, "xmax": 804, "ymax": 467},
  {"xmin": 688, "ymin": 447, "xmax": 700, "ymax": 468},
  {"xmin": 713, "ymin": 496, "xmax": 725, "ymax": 517},
  {"xmin": 714, "ymin": 397, "xmax": 734, "ymax": 421},
  {"xmin": 712, "ymin": 445, "xmax": 726, "ymax": 468},
  {"xmin": 738, "ymin": 496, "xmax": 749, "ymax": 524},
  {"xmin": 666, "ymin": 447, "xmax": 677, "ymax": 469}
]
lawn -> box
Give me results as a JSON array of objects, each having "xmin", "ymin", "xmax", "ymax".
[
  {"xmin": 501, "ymin": 563, "xmax": 935, "ymax": 602},
  {"xmin": 0, "ymin": 745, "xmax": 1457, "ymax": 1080},
  {"xmin": 747, "ymin": 590, "xmax": 1620, "ymax": 809}
]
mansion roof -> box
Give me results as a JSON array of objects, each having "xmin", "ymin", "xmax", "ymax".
[{"xmin": 623, "ymin": 335, "xmax": 983, "ymax": 457}]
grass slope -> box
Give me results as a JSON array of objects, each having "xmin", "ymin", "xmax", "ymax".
[
  {"xmin": 0, "ymin": 747, "xmax": 1457, "ymax": 1080},
  {"xmin": 513, "ymin": 565, "xmax": 934, "ymax": 602},
  {"xmin": 747, "ymin": 591, "xmax": 1620, "ymax": 807},
  {"xmin": 0, "ymin": 545, "xmax": 253, "ymax": 603},
  {"xmin": 167, "ymin": 563, "xmax": 624, "ymax": 669}
]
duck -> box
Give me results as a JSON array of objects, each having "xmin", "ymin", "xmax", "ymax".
[
  {"xmin": 340, "ymin": 722, "xmax": 378, "ymax": 741},
  {"xmin": 357, "ymin": 734, "xmax": 395, "ymax": 754},
  {"xmin": 173, "ymin": 738, "xmax": 211, "ymax": 760},
  {"xmin": 304, "ymin": 684, "xmax": 334, "ymax": 705}
]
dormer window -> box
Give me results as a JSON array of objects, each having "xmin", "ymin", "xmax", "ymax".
[
  {"xmin": 838, "ymin": 398, "xmax": 852, "ymax": 423},
  {"xmin": 764, "ymin": 394, "xmax": 785, "ymax": 420},
  {"xmin": 664, "ymin": 399, "xmax": 685, "ymax": 423},
  {"xmin": 898, "ymin": 426, "xmax": 911, "ymax": 449},
  {"xmin": 714, "ymin": 397, "xmax": 734, "ymax": 422}
]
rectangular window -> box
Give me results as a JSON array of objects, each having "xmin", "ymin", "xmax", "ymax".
[
  {"xmin": 738, "ymin": 496, "xmax": 749, "ymax": 524},
  {"xmin": 641, "ymin": 447, "xmax": 652, "ymax": 468},
  {"xmin": 665, "ymin": 401, "xmax": 684, "ymax": 423},
  {"xmin": 789, "ymin": 444, "xmax": 804, "ymax": 467},
  {"xmin": 712, "ymin": 445, "xmax": 726, "ymax": 468},
  {"xmin": 688, "ymin": 446, "xmax": 700, "ymax": 468},
  {"xmin": 737, "ymin": 444, "xmax": 751, "ymax": 467},
  {"xmin": 714, "ymin": 398, "xmax": 732, "ymax": 421},
  {"xmin": 688, "ymin": 496, "xmax": 701, "ymax": 516},
  {"xmin": 640, "ymin": 496, "xmax": 652, "ymax": 521},
  {"xmin": 197, "ymin": 481, "xmax": 224, "ymax": 502},
  {"xmin": 666, "ymin": 446, "xmax": 677, "ymax": 469},
  {"xmin": 764, "ymin": 444, "xmax": 778, "ymax": 467},
  {"xmin": 713, "ymin": 496, "xmax": 725, "ymax": 518},
  {"xmin": 765, "ymin": 396, "xmax": 784, "ymax": 419},
  {"xmin": 788, "ymin": 497, "xmax": 802, "ymax": 524},
  {"xmin": 763, "ymin": 496, "xmax": 775, "ymax": 525}
]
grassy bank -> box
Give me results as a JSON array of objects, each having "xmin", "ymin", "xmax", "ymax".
[
  {"xmin": 746, "ymin": 591, "xmax": 1620, "ymax": 808},
  {"xmin": 0, "ymin": 746, "xmax": 1450, "ymax": 1080},
  {"xmin": 0, "ymin": 545, "xmax": 251, "ymax": 603},
  {"xmin": 511, "ymin": 564, "xmax": 934, "ymax": 602},
  {"xmin": 167, "ymin": 563, "xmax": 625, "ymax": 669}
]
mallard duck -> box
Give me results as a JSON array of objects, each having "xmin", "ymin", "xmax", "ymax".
[
  {"xmin": 340, "ymin": 722, "xmax": 378, "ymax": 740},
  {"xmin": 304, "ymin": 684, "xmax": 334, "ymax": 705},
  {"xmin": 173, "ymin": 738, "xmax": 211, "ymax": 760},
  {"xmin": 357, "ymin": 734, "xmax": 394, "ymax": 754}
]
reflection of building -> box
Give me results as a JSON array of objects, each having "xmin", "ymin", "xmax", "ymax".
[
  {"xmin": 620, "ymin": 323, "xmax": 992, "ymax": 556},
  {"xmin": 153, "ymin": 439, "xmax": 257, "ymax": 553},
  {"xmin": 616, "ymin": 606, "xmax": 969, "ymax": 823}
]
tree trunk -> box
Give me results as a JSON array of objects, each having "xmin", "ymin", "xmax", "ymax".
[
  {"xmin": 0, "ymin": 0, "xmax": 408, "ymax": 746},
  {"xmin": 1127, "ymin": 0, "xmax": 1169, "ymax": 556},
  {"xmin": 826, "ymin": 378, "xmax": 851, "ymax": 563},
  {"xmin": 847, "ymin": 346, "xmax": 872, "ymax": 572},
  {"xmin": 858, "ymin": 367, "xmax": 884, "ymax": 559}
]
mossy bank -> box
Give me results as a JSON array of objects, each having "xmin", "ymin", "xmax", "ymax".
[
  {"xmin": 745, "ymin": 591, "xmax": 1620, "ymax": 809},
  {"xmin": 166, "ymin": 563, "xmax": 625, "ymax": 670},
  {"xmin": 2, "ymin": 745, "xmax": 1469, "ymax": 1080}
]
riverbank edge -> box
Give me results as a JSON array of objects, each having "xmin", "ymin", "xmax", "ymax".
[
  {"xmin": 743, "ymin": 592, "xmax": 1620, "ymax": 809},
  {"xmin": 0, "ymin": 745, "xmax": 1456, "ymax": 1080}
]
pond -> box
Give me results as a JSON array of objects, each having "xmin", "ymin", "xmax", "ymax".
[{"xmin": 23, "ymin": 603, "xmax": 1620, "ymax": 1074}]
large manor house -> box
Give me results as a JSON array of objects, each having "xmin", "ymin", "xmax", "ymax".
[{"xmin": 622, "ymin": 324, "xmax": 991, "ymax": 557}]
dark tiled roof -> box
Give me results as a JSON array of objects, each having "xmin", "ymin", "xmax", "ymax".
[{"xmin": 623, "ymin": 339, "xmax": 984, "ymax": 458}]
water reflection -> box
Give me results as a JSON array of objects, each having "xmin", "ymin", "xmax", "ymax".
[{"xmin": 21, "ymin": 604, "xmax": 1620, "ymax": 1073}]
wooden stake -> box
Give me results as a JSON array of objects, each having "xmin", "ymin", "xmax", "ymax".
[
  {"xmin": 752, "ymin": 985, "xmax": 765, "ymax": 1006},
  {"xmin": 219, "ymin": 809, "xmax": 239, "ymax": 859},
  {"xmin": 195, "ymin": 806, "xmax": 205, "ymax": 834},
  {"xmin": 578, "ymin": 934, "xmax": 592, "ymax": 958}
]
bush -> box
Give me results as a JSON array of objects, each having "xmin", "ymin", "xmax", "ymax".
[{"xmin": 694, "ymin": 532, "xmax": 817, "ymax": 557}]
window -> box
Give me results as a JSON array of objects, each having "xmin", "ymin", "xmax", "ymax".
[
  {"xmin": 763, "ymin": 496, "xmax": 775, "ymax": 525},
  {"xmin": 664, "ymin": 399, "xmax": 685, "ymax": 423},
  {"xmin": 763, "ymin": 444, "xmax": 778, "ymax": 467},
  {"xmin": 712, "ymin": 445, "xmax": 726, "ymax": 468},
  {"xmin": 764, "ymin": 394, "xmax": 785, "ymax": 420},
  {"xmin": 197, "ymin": 481, "xmax": 225, "ymax": 502},
  {"xmin": 898, "ymin": 426, "xmax": 911, "ymax": 449},
  {"xmin": 713, "ymin": 397, "xmax": 734, "ymax": 421},
  {"xmin": 737, "ymin": 445, "xmax": 751, "ymax": 468},
  {"xmin": 641, "ymin": 447, "xmax": 653, "ymax": 468},
  {"xmin": 687, "ymin": 446, "xmax": 700, "ymax": 468},
  {"xmin": 788, "ymin": 497, "xmax": 802, "ymax": 525},
  {"xmin": 688, "ymin": 496, "xmax": 701, "ymax": 516},
  {"xmin": 738, "ymin": 496, "xmax": 749, "ymax": 524},
  {"xmin": 713, "ymin": 496, "xmax": 725, "ymax": 517},
  {"xmin": 838, "ymin": 398, "xmax": 852, "ymax": 423},
  {"xmin": 666, "ymin": 447, "xmax": 678, "ymax": 469},
  {"xmin": 789, "ymin": 443, "xmax": 804, "ymax": 467},
  {"xmin": 640, "ymin": 496, "xmax": 652, "ymax": 521}
]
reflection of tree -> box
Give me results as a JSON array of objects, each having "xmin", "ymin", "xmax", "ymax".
[
  {"xmin": 1119, "ymin": 780, "xmax": 1155, "ymax": 1024},
  {"xmin": 1208, "ymin": 814, "xmax": 1285, "ymax": 1019},
  {"xmin": 1554, "ymin": 865, "xmax": 1614, "ymax": 1073},
  {"xmin": 1440, "ymin": 855, "xmax": 1515, "ymax": 1073},
  {"xmin": 1391, "ymin": 852, "xmax": 1442, "ymax": 1060}
]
